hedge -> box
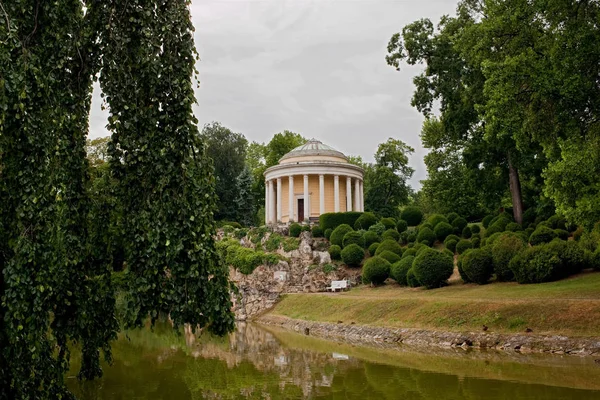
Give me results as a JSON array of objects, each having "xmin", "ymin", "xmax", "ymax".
[
  {"xmin": 451, "ymin": 217, "xmax": 468, "ymax": 232},
  {"xmin": 382, "ymin": 229, "xmax": 400, "ymax": 242},
  {"xmin": 362, "ymin": 231, "xmax": 380, "ymax": 249},
  {"xmin": 391, "ymin": 256, "xmax": 414, "ymax": 286},
  {"xmin": 380, "ymin": 217, "xmax": 397, "ymax": 230},
  {"xmin": 509, "ymin": 241, "xmax": 585, "ymax": 284},
  {"xmin": 396, "ymin": 219, "xmax": 408, "ymax": 233},
  {"xmin": 461, "ymin": 226, "xmax": 472, "ymax": 239},
  {"xmin": 362, "ymin": 256, "xmax": 391, "ymax": 285},
  {"xmin": 529, "ymin": 225, "xmax": 557, "ymax": 246},
  {"xmin": 434, "ymin": 222, "xmax": 454, "ymax": 241},
  {"xmin": 378, "ymin": 250, "xmax": 402, "ymax": 264},
  {"xmin": 368, "ymin": 242, "xmax": 380, "ymax": 256},
  {"xmin": 320, "ymin": 212, "xmax": 363, "ymax": 231},
  {"xmin": 416, "ymin": 227, "xmax": 436, "ymax": 246},
  {"xmin": 330, "ymin": 224, "xmax": 354, "ymax": 247},
  {"xmin": 368, "ymin": 222, "xmax": 386, "ymax": 236},
  {"xmin": 375, "ymin": 239, "xmax": 404, "ymax": 257},
  {"xmin": 402, "ymin": 248, "xmax": 417, "ymax": 258},
  {"xmin": 482, "ymin": 215, "xmax": 494, "ymax": 228},
  {"xmin": 460, "ymin": 248, "xmax": 493, "ymax": 284},
  {"xmin": 470, "ymin": 224, "xmax": 481, "ymax": 234},
  {"xmin": 412, "ymin": 248, "xmax": 454, "ymax": 289},
  {"xmin": 444, "ymin": 234, "xmax": 460, "ymax": 246},
  {"xmin": 328, "ymin": 245, "xmax": 342, "ymax": 260},
  {"xmin": 426, "ymin": 214, "xmax": 449, "ymax": 229},
  {"xmin": 354, "ymin": 212, "xmax": 378, "ymax": 230},
  {"xmin": 324, "ymin": 228, "xmax": 333, "ymax": 240},
  {"xmin": 445, "ymin": 239, "xmax": 458, "ymax": 253},
  {"xmin": 341, "ymin": 244, "xmax": 365, "ymax": 267},
  {"xmin": 289, "ymin": 223, "xmax": 302, "ymax": 238},
  {"xmin": 456, "ymin": 239, "xmax": 472, "ymax": 255},
  {"xmin": 446, "ymin": 212, "xmax": 460, "ymax": 224},
  {"xmin": 506, "ymin": 222, "xmax": 522, "ymax": 232},
  {"xmin": 406, "ymin": 267, "xmax": 421, "ymax": 287},
  {"xmin": 312, "ymin": 226, "xmax": 324, "ymax": 238},
  {"xmin": 342, "ymin": 231, "xmax": 364, "ymax": 248},
  {"xmin": 400, "ymin": 206, "xmax": 423, "ymax": 226}
]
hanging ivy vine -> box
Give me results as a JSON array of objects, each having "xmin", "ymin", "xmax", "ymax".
[{"xmin": 1, "ymin": 0, "xmax": 234, "ymax": 398}]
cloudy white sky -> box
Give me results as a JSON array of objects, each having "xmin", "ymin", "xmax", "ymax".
[{"xmin": 88, "ymin": 0, "xmax": 459, "ymax": 188}]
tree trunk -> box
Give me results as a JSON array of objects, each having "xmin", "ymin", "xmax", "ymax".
[{"xmin": 508, "ymin": 152, "xmax": 524, "ymax": 225}]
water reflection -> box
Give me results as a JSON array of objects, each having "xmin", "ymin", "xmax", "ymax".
[{"xmin": 67, "ymin": 322, "xmax": 600, "ymax": 399}]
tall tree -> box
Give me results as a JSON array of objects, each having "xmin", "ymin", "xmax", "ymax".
[
  {"xmin": 201, "ymin": 122, "xmax": 248, "ymax": 221},
  {"xmin": 234, "ymin": 167, "xmax": 256, "ymax": 227},
  {"xmin": 364, "ymin": 139, "xmax": 415, "ymax": 217}
]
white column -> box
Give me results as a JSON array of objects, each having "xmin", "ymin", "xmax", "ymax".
[
  {"xmin": 319, "ymin": 175, "xmax": 325, "ymax": 215},
  {"xmin": 288, "ymin": 175, "xmax": 294, "ymax": 222},
  {"xmin": 303, "ymin": 174, "xmax": 309, "ymax": 221},
  {"xmin": 354, "ymin": 178, "xmax": 360, "ymax": 211},
  {"xmin": 265, "ymin": 181, "xmax": 269, "ymax": 223},
  {"xmin": 268, "ymin": 179, "xmax": 275, "ymax": 224},
  {"xmin": 346, "ymin": 176, "xmax": 352, "ymax": 212},
  {"xmin": 334, "ymin": 175, "xmax": 340, "ymax": 213},
  {"xmin": 276, "ymin": 178, "xmax": 282, "ymax": 222},
  {"xmin": 360, "ymin": 180, "xmax": 364, "ymax": 211}
]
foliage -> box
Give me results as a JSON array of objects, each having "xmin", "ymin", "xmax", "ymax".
[
  {"xmin": 324, "ymin": 228, "xmax": 333, "ymax": 240},
  {"xmin": 426, "ymin": 214, "xmax": 449, "ymax": 229},
  {"xmin": 374, "ymin": 239, "xmax": 404, "ymax": 257},
  {"xmin": 282, "ymin": 238, "xmax": 300, "ymax": 252},
  {"xmin": 341, "ymin": 244, "xmax": 365, "ymax": 267},
  {"xmin": 505, "ymin": 222, "xmax": 522, "ymax": 232},
  {"xmin": 201, "ymin": 122, "xmax": 248, "ymax": 221},
  {"xmin": 461, "ymin": 226, "xmax": 472, "ymax": 239},
  {"xmin": 529, "ymin": 226, "xmax": 557, "ymax": 246},
  {"xmin": 320, "ymin": 212, "xmax": 363, "ymax": 231},
  {"xmin": 391, "ymin": 256, "xmax": 414, "ymax": 286},
  {"xmin": 592, "ymin": 249, "xmax": 600, "ymax": 271},
  {"xmin": 509, "ymin": 241, "xmax": 585, "ymax": 284},
  {"xmin": 402, "ymin": 248, "xmax": 417, "ymax": 258},
  {"xmin": 289, "ymin": 223, "xmax": 302, "ymax": 238},
  {"xmin": 396, "ymin": 219, "xmax": 409, "ymax": 233},
  {"xmin": 460, "ymin": 249, "xmax": 493, "ymax": 285},
  {"xmin": 456, "ymin": 240, "xmax": 473, "ymax": 255},
  {"xmin": 482, "ymin": 216, "xmax": 494, "ymax": 229},
  {"xmin": 264, "ymin": 233, "xmax": 283, "ymax": 252},
  {"xmin": 368, "ymin": 222, "xmax": 387, "ymax": 236},
  {"xmin": 328, "ymin": 245, "xmax": 342, "ymax": 261},
  {"xmin": 470, "ymin": 224, "xmax": 481, "ymax": 234},
  {"xmin": 378, "ymin": 250, "xmax": 402, "ymax": 265},
  {"xmin": 416, "ymin": 227, "xmax": 436, "ymax": 246},
  {"xmin": 445, "ymin": 239, "xmax": 458, "ymax": 254},
  {"xmin": 406, "ymin": 268, "xmax": 421, "ymax": 287},
  {"xmin": 330, "ymin": 224, "xmax": 354, "ymax": 247},
  {"xmin": 354, "ymin": 212, "xmax": 378, "ymax": 230},
  {"xmin": 364, "ymin": 139, "xmax": 415, "ymax": 216},
  {"xmin": 234, "ymin": 167, "xmax": 256, "ymax": 227},
  {"xmin": 400, "ymin": 206, "xmax": 424, "ymax": 226},
  {"xmin": 322, "ymin": 263, "xmax": 338, "ymax": 274},
  {"xmin": 452, "ymin": 217, "xmax": 468, "ymax": 232},
  {"xmin": 554, "ymin": 229, "xmax": 570, "ymax": 241},
  {"xmin": 382, "ymin": 229, "xmax": 401, "ymax": 242},
  {"xmin": 368, "ymin": 242, "xmax": 381, "ymax": 257},
  {"xmin": 411, "ymin": 248, "xmax": 454, "ymax": 289},
  {"xmin": 312, "ymin": 226, "xmax": 324, "ymax": 238},
  {"xmin": 491, "ymin": 233, "xmax": 526, "ymax": 282},
  {"xmin": 434, "ymin": 222, "xmax": 454, "ymax": 241},
  {"xmin": 342, "ymin": 231, "xmax": 365, "ymax": 248},
  {"xmin": 362, "ymin": 257, "xmax": 391, "ymax": 285},
  {"xmin": 380, "ymin": 218, "xmax": 397, "ymax": 230},
  {"xmin": 362, "ymin": 231, "xmax": 381, "ymax": 249}
]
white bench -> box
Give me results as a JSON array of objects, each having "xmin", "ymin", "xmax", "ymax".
[{"xmin": 326, "ymin": 280, "xmax": 349, "ymax": 292}]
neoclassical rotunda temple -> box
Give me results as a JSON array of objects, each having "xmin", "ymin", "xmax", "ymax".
[{"xmin": 264, "ymin": 139, "xmax": 364, "ymax": 224}]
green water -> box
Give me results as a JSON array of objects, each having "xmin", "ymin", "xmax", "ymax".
[{"xmin": 67, "ymin": 322, "xmax": 600, "ymax": 399}]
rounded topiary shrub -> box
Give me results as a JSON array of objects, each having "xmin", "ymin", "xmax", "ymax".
[
  {"xmin": 324, "ymin": 228, "xmax": 333, "ymax": 240},
  {"xmin": 509, "ymin": 245, "xmax": 562, "ymax": 284},
  {"xmin": 378, "ymin": 250, "xmax": 402, "ymax": 264},
  {"xmin": 484, "ymin": 232, "xmax": 503, "ymax": 247},
  {"xmin": 396, "ymin": 219, "xmax": 408, "ymax": 233},
  {"xmin": 529, "ymin": 225, "xmax": 557, "ymax": 246},
  {"xmin": 545, "ymin": 239, "xmax": 585, "ymax": 279},
  {"xmin": 482, "ymin": 215, "xmax": 494, "ymax": 228},
  {"xmin": 354, "ymin": 212, "xmax": 378, "ymax": 230},
  {"xmin": 456, "ymin": 239, "xmax": 473, "ymax": 255},
  {"xmin": 362, "ymin": 256, "xmax": 391, "ymax": 285},
  {"xmin": 406, "ymin": 267, "xmax": 421, "ymax": 287},
  {"xmin": 592, "ymin": 249, "xmax": 600, "ymax": 271},
  {"xmin": 380, "ymin": 217, "xmax": 397, "ymax": 230},
  {"xmin": 426, "ymin": 214, "xmax": 449, "ymax": 229},
  {"xmin": 412, "ymin": 248, "xmax": 454, "ymax": 289},
  {"xmin": 302, "ymin": 224, "xmax": 311, "ymax": 232},
  {"xmin": 341, "ymin": 244, "xmax": 365, "ymax": 267},
  {"xmin": 470, "ymin": 224, "xmax": 481, "ymax": 234},
  {"xmin": 400, "ymin": 206, "xmax": 423, "ymax": 226},
  {"xmin": 342, "ymin": 231, "xmax": 364, "ymax": 248},
  {"xmin": 471, "ymin": 237, "xmax": 481, "ymax": 249},
  {"xmin": 327, "ymin": 245, "xmax": 342, "ymax": 261},
  {"xmin": 554, "ymin": 229, "xmax": 570, "ymax": 240},
  {"xmin": 461, "ymin": 226, "xmax": 472, "ymax": 239},
  {"xmin": 399, "ymin": 231, "xmax": 409, "ymax": 245},
  {"xmin": 442, "ymin": 248, "xmax": 454, "ymax": 259},
  {"xmin": 452, "ymin": 217, "xmax": 468, "ymax": 232},
  {"xmin": 419, "ymin": 222, "xmax": 434, "ymax": 231},
  {"xmin": 413, "ymin": 242, "xmax": 428, "ymax": 255},
  {"xmin": 362, "ymin": 231, "xmax": 380, "ymax": 249},
  {"xmin": 368, "ymin": 242, "xmax": 380, "ymax": 256},
  {"xmin": 407, "ymin": 232, "xmax": 417, "ymax": 243},
  {"xmin": 330, "ymin": 224, "xmax": 354, "ymax": 247},
  {"xmin": 505, "ymin": 222, "xmax": 522, "ymax": 232},
  {"xmin": 401, "ymin": 249, "xmax": 416, "ymax": 259},
  {"xmin": 547, "ymin": 215, "xmax": 567, "ymax": 230},
  {"xmin": 434, "ymin": 222, "xmax": 454, "ymax": 241},
  {"xmin": 375, "ymin": 239, "xmax": 404, "ymax": 256},
  {"xmin": 416, "ymin": 227, "xmax": 436, "ymax": 246},
  {"xmin": 445, "ymin": 239, "xmax": 458, "ymax": 254},
  {"xmin": 457, "ymin": 258, "xmax": 471, "ymax": 283},
  {"xmin": 444, "ymin": 234, "xmax": 460, "ymax": 246},
  {"xmin": 391, "ymin": 256, "xmax": 414, "ymax": 286},
  {"xmin": 289, "ymin": 223, "xmax": 302, "ymax": 238},
  {"xmin": 368, "ymin": 222, "xmax": 386, "ymax": 236},
  {"xmin": 382, "ymin": 229, "xmax": 400, "ymax": 242},
  {"xmin": 460, "ymin": 248, "xmax": 493, "ymax": 284},
  {"xmin": 312, "ymin": 226, "xmax": 324, "ymax": 238},
  {"xmin": 446, "ymin": 212, "xmax": 460, "ymax": 224}
]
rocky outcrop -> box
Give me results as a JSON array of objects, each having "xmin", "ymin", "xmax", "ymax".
[
  {"xmin": 258, "ymin": 315, "xmax": 600, "ymax": 357},
  {"xmin": 230, "ymin": 231, "xmax": 360, "ymax": 321}
]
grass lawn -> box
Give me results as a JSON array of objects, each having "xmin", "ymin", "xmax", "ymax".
[{"xmin": 269, "ymin": 271, "xmax": 600, "ymax": 337}]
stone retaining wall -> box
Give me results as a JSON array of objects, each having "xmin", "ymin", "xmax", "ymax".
[{"xmin": 257, "ymin": 314, "xmax": 600, "ymax": 357}]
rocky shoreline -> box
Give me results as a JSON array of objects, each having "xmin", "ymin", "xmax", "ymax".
[{"xmin": 257, "ymin": 314, "xmax": 600, "ymax": 357}]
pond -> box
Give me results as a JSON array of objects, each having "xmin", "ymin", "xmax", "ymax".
[{"xmin": 67, "ymin": 322, "xmax": 600, "ymax": 399}]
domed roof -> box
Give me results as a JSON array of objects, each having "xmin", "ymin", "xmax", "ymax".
[{"xmin": 279, "ymin": 139, "xmax": 347, "ymax": 163}]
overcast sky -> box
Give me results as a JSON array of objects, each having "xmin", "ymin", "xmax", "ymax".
[{"xmin": 88, "ymin": 0, "xmax": 459, "ymax": 188}]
